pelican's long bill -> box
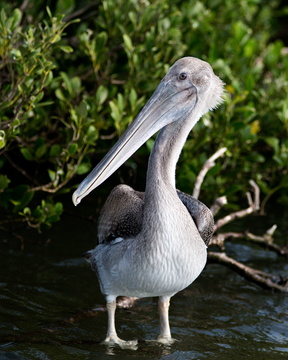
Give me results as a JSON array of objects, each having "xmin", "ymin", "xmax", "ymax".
[
  {"xmin": 72, "ymin": 57, "xmax": 224, "ymax": 206},
  {"xmin": 73, "ymin": 83, "xmax": 197, "ymax": 205}
]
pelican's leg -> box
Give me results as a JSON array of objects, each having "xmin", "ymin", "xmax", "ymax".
[
  {"xmin": 102, "ymin": 298, "xmax": 138, "ymax": 349},
  {"xmin": 157, "ymin": 296, "xmax": 175, "ymax": 344},
  {"xmin": 103, "ymin": 299, "xmax": 118, "ymax": 343}
]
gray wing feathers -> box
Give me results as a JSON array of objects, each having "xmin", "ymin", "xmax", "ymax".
[
  {"xmin": 176, "ymin": 190, "xmax": 214, "ymax": 245},
  {"xmin": 97, "ymin": 184, "xmax": 213, "ymax": 246},
  {"xmin": 97, "ymin": 184, "xmax": 144, "ymax": 244}
]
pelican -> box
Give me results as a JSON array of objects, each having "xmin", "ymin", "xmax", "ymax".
[{"xmin": 73, "ymin": 57, "xmax": 224, "ymax": 347}]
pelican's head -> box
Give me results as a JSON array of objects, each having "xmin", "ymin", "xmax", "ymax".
[
  {"xmin": 73, "ymin": 57, "xmax": 224, "ymax": 205},
  {"xmin": 165, "ymin": 57, "xmax": 224, "ymax": 114}
]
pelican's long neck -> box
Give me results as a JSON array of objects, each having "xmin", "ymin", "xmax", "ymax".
[
  {"xmin": 145, "ymin": 112, "xmax": 199, "ymax": 198},
  {"xmin": 142, "ymin": 112, "xmax": 201, "ymax": 244}
]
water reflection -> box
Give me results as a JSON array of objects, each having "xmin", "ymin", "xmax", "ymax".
[{"xmin": 0, "ymin": 209, "xmax": 287, "ymax": 360}]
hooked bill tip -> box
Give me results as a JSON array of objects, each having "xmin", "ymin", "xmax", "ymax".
[{"xmin": 72, "ymin": 191, "xmax": 81, "ymax": 206}]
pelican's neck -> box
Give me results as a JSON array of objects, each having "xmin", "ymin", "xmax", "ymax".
[{"xmin": 145, "ymin": 113, "xmax": 199, "ymax": 198}]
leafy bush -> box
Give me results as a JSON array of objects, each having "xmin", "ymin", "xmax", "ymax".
[{"xmin": 0, "ymin": 0, "xmax": 287, "ymax": 229}]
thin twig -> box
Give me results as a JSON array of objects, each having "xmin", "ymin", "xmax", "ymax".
[
  {"xmin": 208, "ymin": 251, "xmax": 288, "ymax": 292},
  {"xmin": 245, "ymin": 227, "xmax": 287, "ymax": 256},
  {"xmin": 210, "ymin": 231, "xmax": 244, "ymax": 249},
  {"xmin": 63, "ymin": 2, "xmax": 99, "ymax": 22},
  {"xmin": 0, "ymin": 225, "xmax": 26, "ymax": 250},
  {"xmin": 3, "ymin": 153, "xmax": 40, "ymax": 185},
  {"xmin": 248, "ymin": 179, "xmax": 260, "ymax": 210},
  {"xmin": 30, "ymin": 144, "xmax": 89, "ymax": 193},
  {"xmin": 100, "ymin": 131, "xmax": 117, "ymax": 140},
  {"xmin": 210, "ymin": 226, "xmax": 287, "ymax": 257},
  {"xmin": 214, "ymin": 207, "xmax": 254, "ymax": 231},
  {"xmin": 214, "ymin": 179, "xmax": 260, "ymax": 231},
  {"xmin": 193, "ymin": 147, "xmax": 227, "ymax": 199},
  {"xmin": 210, "ymin": 196, "xmax": 227, "ymax": 216},
  {"xmin": 260, "ymin": 184, "xmax": 284, "ymax": 215},
  {"xmin": 20, "ymin": 0, "xmax": 30, "ymax": 12}
]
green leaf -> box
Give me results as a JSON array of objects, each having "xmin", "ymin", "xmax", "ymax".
[
  {"xmin": 59, "ymin": 45, "xmax": 73, "ymax": 53},
  {"xmin": 54, "ymin": 202, "xmax": 63, "ymax": 214},
  {"xmin": 86, "ymin": 125, "xmax": 98, "ymax": 144},
  {"xmin": 95, "ymin": 31, "xmax": 108, "ymax": 53},
  {"xmin": 8, "ymin": 8, "xmax": 22, "ymax": 31},
  {"xmin": 50, "ymin": 144, "xmax": 62, "ymax": 157},
  {"xmin": 20, "ymin": 148, "xmax": 34, "ymax": 161},
  {"xmin": 0, "ymin": 8, "xmax": 7, "ymax": 26},
  {"xmin": 123, "ymin": 34, "xmax": 133, "ymax": 52},
  {"xmin": 60, "ymin": 72, "xmax": 73, "ymax": 95},
  {"xmin": 117, "ymin": 93, "xmax": 125, "ymax": 113},
  {"xmin": 22, "ymin": 207, "xmax": 31, "ymax": 216},
  {"xmin": 32, "ymin": 206, "xmax": 42, "ymax": 219},
  {"xmin": 264, "ymin": 137, "xmax": 279, "ymax": 154},
  {"xmin": 48, "ymin": 169, "xmax": 56, "ymax": 181},
  {"xmin": 76, "ymin": 163, "xmax": 91, "ymax": 175},
  {"xmin": 232, "ymin": 21, "xmax": 250, "ymax": 43},
  {"xmin": 146, "ymin": 139, "xmax": 154, "ymax": 152},
  {"xmin": 128, "ymin": 11, "xmax": 137, "ymax": 29},
  {"xmin": 46, "ymin": 6, "xmax": 52, "ymax": 18},
  {"xmin": 56, "ymin": 0, "xmax": 75, "ymax": 15},
  {"xmin": 13, "ymin": 187, "xmax": 34, "ymax": 212},
  {"xmin": 34, "ymin": 91, "xmax": 44, "ymax": 104},
  {"xmin": 55, "ymin": 88, "xmax": 66, "ymax": 101},
  {"xmin": 0, "ymin": 175, "xmax": 10, "ymax": 190},
  {"xmin": 68, "ymin": 143, "xmax": 78, "ymax": 155},
  {"xmin": 109, "ymin": 100, "xmax": 121, "ymax": 125},
  {"xmin": 129, "ymin": 88, "xmax": 137, "ymax": 109},
  {"xmin": 35, "ymin": 144, "xmax": 48, "ymax": 158},
  {"xmin": 76, "ymin": 100, "xmax": 87, "ymax": 118},
  {"xmin": 0, "ymin": 130, "xmax": 6, "ymax": 150},
  {"xmin": 96, "ymin": 85, "xmax": 108, "ymax": 106},
  {"xmin": 10, "ymin": 49, "xmax": 21, "ymax": 60},
  {"xmin": 70, "ymin": 76, "xmax": 81, "ymax": 95}
]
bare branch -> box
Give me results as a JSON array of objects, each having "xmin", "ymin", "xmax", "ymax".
[
  {"xmin": 208, "ymin": 180, "xmax": 287, "ymax": 292},
  {"xmin": 208, "ymin": 251, "xmax": 288, "ymax": 292},
  {"xmin": 210, "ymin": 196, "xmax": 227, "ymax": 216},
  {"xmin": 210, "ymin": 225, "xmax": 287, "ymax": 257},
  {"xmin": 209, "ymin": 231, "xmax": 244, "ymax": 249},
  {"xmin": 248, "ymin": 179, "xmax": 260, "ymax": 210},
  {"xmin": 214, "ymin": 208, "xmax": 253, "ymax": 231},
  {"xmin": 20, "ymin": 0, "xmax": 30, "ymax": 11},
  {"xmin": 63, "ymin": 2, "xmax": 99, "ymax": 22},
  {"xmin": 214, "ymin": 180, "xmax": 260, "ymax": 231},
  {"xmin": 30, "ymin": 169, "xmax": 75, "ymax": 193},
  {"xmin": 3, "ymin": 153, "xmax": 40, "ymax": 185},
  {"xmin": 245, "ymin": 226, "xmax": 288, "ymax": 256},
  {"xmin": 100, "ymin": 131, "xmax": 117, "ymax": 140},
  {"xmin": 193, "ymin": 147, "xmax": 227, "ymax": 199},
  {"xmin": 29, "ymin": 144, "xmax": 90, "ymax": 194},
  {"xmin": 246, "ymin": 191, "xmax": 253, "ymax": 208},
  {"xmin": 260, "ymin": 184, "xmax": 283, "ymax": 215}
]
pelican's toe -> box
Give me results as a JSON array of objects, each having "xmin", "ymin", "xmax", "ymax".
[{"xmin": 102, "ymin": 334, "xmax": 138, "ymax": 350}]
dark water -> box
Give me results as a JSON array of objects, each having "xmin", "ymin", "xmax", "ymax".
[{"xmin": 0, "ymin": 203, "xmax": 287, "ymax": 360}]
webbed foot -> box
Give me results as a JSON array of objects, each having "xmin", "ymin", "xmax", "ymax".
[
  {"xmin": 102, "ymin": 334, "xmax": 138, "ymax": 350},
  {"xmin": 156, "ymin": 335, "xmax": 176, "ymax": 345}
]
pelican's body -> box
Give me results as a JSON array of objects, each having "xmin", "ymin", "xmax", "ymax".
[
  {"xmin": 73, "ymin": 57, "xmax": 224, "ymax": 347},
  {"xmin": 89, "ymin": 185, "xmax": 211, "ymax": 298}
]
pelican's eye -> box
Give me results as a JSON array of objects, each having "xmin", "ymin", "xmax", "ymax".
[{"xmin": 179, "ymin": 72, "xmax": 187, "ymax": 80}]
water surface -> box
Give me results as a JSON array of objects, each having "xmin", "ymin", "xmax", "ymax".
[{"xmin": 0, "ymin": 204, "xmax": 287, "ymax": 359}]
